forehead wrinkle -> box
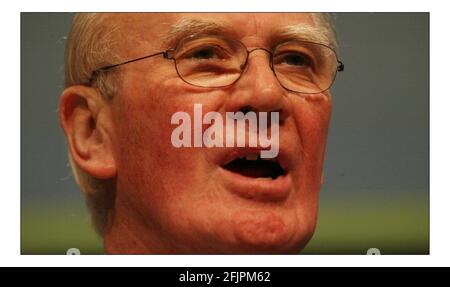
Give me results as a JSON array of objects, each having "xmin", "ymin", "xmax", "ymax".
[{"xmin": 162, "ymin": 17, "xmax": 234, "ymax": 48}]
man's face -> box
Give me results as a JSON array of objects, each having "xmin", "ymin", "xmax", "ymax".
[{"xmin": 106, "ymin": 13, "xmax": 332, "ymax": 253}]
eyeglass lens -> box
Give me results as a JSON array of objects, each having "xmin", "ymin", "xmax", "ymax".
[{"xmin": 173, "ymin": 35, "xmax": 339, "ymax": 93}]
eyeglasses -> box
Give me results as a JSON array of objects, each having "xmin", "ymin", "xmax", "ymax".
[{"xmin": 90, "ymin": 34, "xmax": 344, "ymax": 94}]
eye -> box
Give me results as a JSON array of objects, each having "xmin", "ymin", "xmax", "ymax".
[
  {"xmin": 190, "ymin": 47, "xmax": 217, "ymax": 60},
  {"xmin": 182, "ymin": 45, "xmax": 229, "ymax": 61},
  {"xmin": 279, "ymin": 53, "xmax": 311, "ymax": 67}
]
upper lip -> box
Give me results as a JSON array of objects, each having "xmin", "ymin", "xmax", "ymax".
[{"xmin": 214, "ymin": 145, "xmax": 294, "ymax": 202}]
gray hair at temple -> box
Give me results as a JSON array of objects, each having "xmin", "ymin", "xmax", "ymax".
[{"xmin": 63, "ymin": 12, "xmax": 338, "ymax": 235}]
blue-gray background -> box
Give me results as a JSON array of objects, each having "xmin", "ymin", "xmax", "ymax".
[{"xmin": 21, "ymin": 13, "xmax": 429, "ymax": 254}]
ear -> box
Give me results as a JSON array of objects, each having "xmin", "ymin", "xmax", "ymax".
[{"xmin": 59, "ymin": 85, "xmax": 117, "ymax": 179}]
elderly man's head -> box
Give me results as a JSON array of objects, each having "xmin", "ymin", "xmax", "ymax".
[{"xmin": 59, "ymin": 13, "xmax": 340, "ymax": 254}]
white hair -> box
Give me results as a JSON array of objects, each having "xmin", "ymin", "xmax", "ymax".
[
  {"xmin": 311, "ymin": 13, "xmax": 338, "ymax": 50},
  {"xmin": 64, "ymin": 13, "xmax": 122, "ymax": 235}
]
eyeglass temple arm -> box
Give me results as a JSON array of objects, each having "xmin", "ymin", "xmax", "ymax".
[{"xmin": 89, "ymin": 51, "xmax": 170, "ymax": 83}]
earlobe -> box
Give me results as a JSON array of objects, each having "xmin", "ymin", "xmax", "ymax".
[{"xmin": 59, "ymin": 85, "xmax": 117, "ymax": 179}]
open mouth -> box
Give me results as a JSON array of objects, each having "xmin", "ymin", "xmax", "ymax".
[{"xmin": 223, "ymin": 154, "xmax": 286, "ymax": 180}]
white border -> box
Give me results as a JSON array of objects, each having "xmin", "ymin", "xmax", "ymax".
[{"xmin": 3, "ymin": 0, "xmax": 448, "ymax": 267}]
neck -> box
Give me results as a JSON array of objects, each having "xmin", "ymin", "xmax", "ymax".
[{"xmin": 102, "ymin": 195, "xmax": 174, "ymax": 254}]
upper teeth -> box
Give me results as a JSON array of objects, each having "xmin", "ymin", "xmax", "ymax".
[{"xmin": 238, "ymin": 154, "xmax": 278, "ymax": 162}]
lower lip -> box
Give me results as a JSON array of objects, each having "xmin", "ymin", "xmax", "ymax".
[{"xmin": 218, "ymin": 167, "xmax": 293, "ymax": 202}]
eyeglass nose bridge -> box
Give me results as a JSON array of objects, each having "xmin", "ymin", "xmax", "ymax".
[{"xmin": 240, "ymin": 47, "xmax": 275, "ymax": 74}]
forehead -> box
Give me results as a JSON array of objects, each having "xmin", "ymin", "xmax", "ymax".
[{"xmin": 105, "ymin": 13, "xmax": 317, "ymax": 51}]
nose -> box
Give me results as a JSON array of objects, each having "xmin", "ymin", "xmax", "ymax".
[{"xmin": 226, "ymin": 48, "xmax": 291, "ymax": 122}]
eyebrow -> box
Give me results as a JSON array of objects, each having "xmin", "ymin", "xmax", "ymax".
[
  {"xmin": 163, "ymin": 18, "xmax": 233, "ymax": 48},
  {"xmin": 163, "ymin": 17, "xmax": 333, "ymax": 50},
  {"xmin": 272, "ymin": 24, "xmax": 333, "ymax": 49}
]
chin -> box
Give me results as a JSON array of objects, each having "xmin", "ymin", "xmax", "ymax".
[
  {"xmin": 222, "ymin": 209, "xmax": 314, "ymax": 254},
  {"xmin": 226, "ymin": 235, "xmax": 309, "ymax": 254}
]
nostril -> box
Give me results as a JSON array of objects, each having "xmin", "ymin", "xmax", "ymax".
[{"xmin": 239, "ymin": 106, "xmax": 253, "ymax": 114}]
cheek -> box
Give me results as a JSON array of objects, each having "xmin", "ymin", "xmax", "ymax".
[
  {"xmin": 292, "ymin": 94, "xmax": 332, "ymax": 164},
  {"xmin": 111, "ymin": 78, "xmax": 228, "ymax": 206},
  {"xmin": 290, "ymin": 94, "xmax": 332, "ymax": 202},
  {"xmin": 113, "ymin": 89, "xmax": 190, "ymax": 190}
]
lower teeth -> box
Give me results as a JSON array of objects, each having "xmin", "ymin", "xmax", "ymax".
[{"xmin": 257, "ymin": 177, "xmax": 273, "ymax": 180}]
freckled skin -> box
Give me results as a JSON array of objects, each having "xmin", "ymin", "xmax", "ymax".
[{"xmin": 93, "ymin": 13, "xmax": 332, "ymax": 254}]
